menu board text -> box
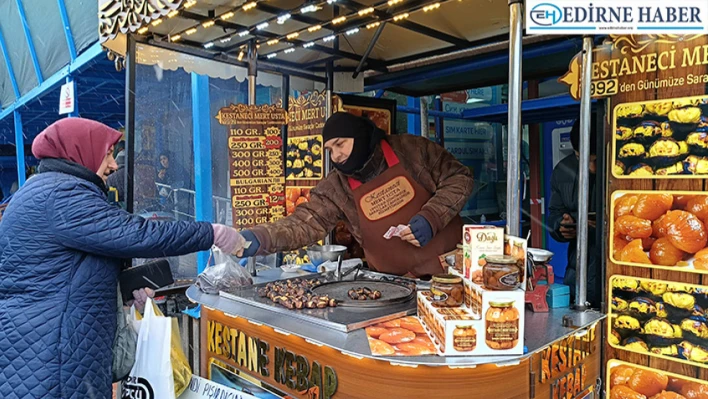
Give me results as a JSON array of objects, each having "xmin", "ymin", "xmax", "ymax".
[{"xmin": 217, "ymin": 104, "xmax": 287, "ymax": 229}]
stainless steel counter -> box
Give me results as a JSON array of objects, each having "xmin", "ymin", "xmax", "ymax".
[
  {"xmin": 219, "ymin": 270, "xmax": 418, "ymax": 332},
  {"xmin": 187, "ymin": 268, "xmax": 606, "ymax": 367}
]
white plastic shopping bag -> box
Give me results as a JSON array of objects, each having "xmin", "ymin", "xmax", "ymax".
[
  {"xmin": 128, "ymin": 304, "xmax": 142, "ymax": 335},
  {"xmin": 122, "ymin": 298, "xmax": 175, "ymax": 399}
]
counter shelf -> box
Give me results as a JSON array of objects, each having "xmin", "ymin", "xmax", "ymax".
[
  {"xmin": 219, "ymin": 271, "xmax": 417, "ymax": 332},
  {"xmin": 187, "ymin": 268, "xmax": 605, "ymax": 367}
]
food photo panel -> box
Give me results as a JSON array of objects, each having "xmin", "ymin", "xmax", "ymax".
[
  {"xmin": 610, "ymin": 191, "xmax": 708, "ymax": 274},
  {"xmin": 365, "ymin": 316, "xmax": 437, "ymax": 357},
  {"xmin": 608, "ymin": 276, "xmax": 708, "ymax": 369},
  {"xmin": 613, "ymin": 95, "xmax": 708, "ymax": 178},
  {"xmin": 607, "ymin": 359, "xmax": 708, "ymax": 399},
  {"xmin": 286, "ymin": 135, "xmax": 323, "ymax": 181}
]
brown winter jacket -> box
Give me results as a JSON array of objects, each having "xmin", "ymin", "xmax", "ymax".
[{"xmin": 251, "ymin": 134, "xmax": 474, "ymax": 255}]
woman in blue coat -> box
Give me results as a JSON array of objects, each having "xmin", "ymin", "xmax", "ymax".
[{"xmin": 0, "ymin": 118, "xmax": 246, "ymax": 399}]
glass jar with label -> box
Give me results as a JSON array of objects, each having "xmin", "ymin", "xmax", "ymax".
[
  {"xmin": 430, "ymin": 274, "xmax": 464, "ymax": 307},
  {"xmin": 453, "ymin": 325, "xmax": 477, "ymax": 352},
  {"xmin": 483, "ymin": 255, "xmax": 521, "ymax": 291},
  {"xmin": 485, "ymin": 300, "xmax": 520, "ymax": 350}
]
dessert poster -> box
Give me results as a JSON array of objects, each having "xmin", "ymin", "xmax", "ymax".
[
  {"xmin": 610, "ymin": 191, "xmax": 708, "ymax": 275},
  {"xmin": 609, "ymin": 275, "xmax": 708, "ymax": 369},
  {"xmin": 365, "ymin": 316, "xmax": 437, "ymax": 357}
]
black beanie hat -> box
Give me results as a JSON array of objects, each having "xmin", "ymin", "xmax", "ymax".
[
  {"xmin": 323, "ymin": 112, "xmax": 374, "ymax": 142},
  {"xmin": 322, "ymin": 112, "xmax": 386, "ymax": 174}
]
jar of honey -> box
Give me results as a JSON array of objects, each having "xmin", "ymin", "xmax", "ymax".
[
  {"xmin": 483, "ymin": 255, "xmax": 521, "ymax": 291},
  {"xmin": 485, "ymin": 300, "xmax": 520, "ymax": 350},
  {"xmin": 430, "ymin": 274, "xmax": 464, "ymax": 307},
  {"xmin": 453, "ymin": 325, "xmax": 477, "ymax": 352}
]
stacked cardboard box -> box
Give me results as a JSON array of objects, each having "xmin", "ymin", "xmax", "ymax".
[
  {"xmin": 417, "ymin": 287, "xmax": 525, "ymax": 356},
  {"xmin": 417, "ymin": 225, "xmax": 527, "ymax": 356}
]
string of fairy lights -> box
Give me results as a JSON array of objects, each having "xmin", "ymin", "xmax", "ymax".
[
  {"xmin": 137, "ymin": 0, "xmax": 456, "ymax": 60},
  {"xmin": 257, "ymin": 0, "xmax": 449, "ymax": 60}
]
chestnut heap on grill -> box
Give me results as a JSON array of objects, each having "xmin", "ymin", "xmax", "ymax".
[
  {"xmin": 257, "ymin": 278, "xmax": 337, "ymax": 310},
  {"xmin": 347, "ymin": 286, "xmax": 382, "ymax": 301}
]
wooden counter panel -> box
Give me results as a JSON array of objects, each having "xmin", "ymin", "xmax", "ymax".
[
  {"xmin": 201, "ymin": 308, "xmax": 530, "ymax": 399},
  {"xmin": 529, "ymin": 323, "xmax": 602, "ymax": 399}
]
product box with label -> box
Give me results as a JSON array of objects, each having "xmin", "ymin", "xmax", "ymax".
[
  {"xmin": 462, "ymin": 225, "xmax": 504, "ymax": 281},
  {"xmin": 438, "ymin": 247, "xmax": 463, "ymax": 275},
  {"xmin": 458, "ymin": 232, "xmax": 528, "ymax": 292},
  {"xmin": 462, "ymin": 279, "xmax": 525, "ymax": 323},
  {"xmin": 417, "ymin": 287, "xmax": 525, "ymax": 356}
]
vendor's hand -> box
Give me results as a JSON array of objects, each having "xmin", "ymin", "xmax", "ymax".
[
  {"xmin": 400, "ymin": 215, "xmax": 433, "ymax": 248},
  {"xmin": 398, "ymin": 226, "xmax": 419, "ymax": 247},
  {"xmin": 212, "ymin": 224, "xmax": 247, "ymax": 255},
  {"xmin": 239, "ymin": 230, "xmax": 261, "ymax": 258},
  {"xmin": 158, "ymin": 169, "xmax": 166, "ymax": 180},
  {"xmin": 559, "ymin": 214, "xmax": 577, "ymax": 239},
  {"xmin": 128, "ymin": 288, "xmax": 155, "ymax": 313}
]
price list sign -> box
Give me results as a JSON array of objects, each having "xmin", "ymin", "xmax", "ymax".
[{"xmin": 216, "ymin": 104, "xmax": 288, "ymax": 229}]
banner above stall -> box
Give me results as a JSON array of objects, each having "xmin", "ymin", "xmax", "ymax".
[
  {"xmin": 560, "ymin": 35, "xmax": 708, "ymax": 101},
  {"xmin": 99, "ymin": 0, "xmax": 185, "ymax": 42}
]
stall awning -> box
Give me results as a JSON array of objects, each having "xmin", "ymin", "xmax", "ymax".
[
  {"xmin": 99, "ymin": 0, "xmax": 529, "ymax": 92},
  {"xmin": 0, "ymin": 0, "xmax": 99, "ymax": 109}
]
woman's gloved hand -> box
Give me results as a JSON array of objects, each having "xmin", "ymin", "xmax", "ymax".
[
  {"xmin": 399, "ymin": 215, "xmax": 433, "ymax": 248},
  {"xmin": 240, "ymin": 230, "xmax": 261, "ymax": 258},
  {"xmin": 128, "ymin": 288, "xmax": 155, "ymax": 313},
  {"xmin": 212, "ymin": 224, "xmax": 247, "ymax": 255}
]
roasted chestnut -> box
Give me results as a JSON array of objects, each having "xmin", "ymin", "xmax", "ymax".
[
  {"xmin": 642, "ymin": 318, "xmax": 683, "ymax": 347},
  {"xmin": 678, "ymin": 341, "xmax": 708, "ymax": 363},
  {"xmin": 627, "ymin": 297, "xmax": 661, "ymax": 321},
  {"xmin": 680, "ymin": 316, "xmax": 708, "ymax": 343},
  {"xmin": 622, "ymin": 336, "xmax": 649, "ymax": 352},
  {"xmin": 614, "ymin": 315, "xmax": 642, "ymax": 338}
]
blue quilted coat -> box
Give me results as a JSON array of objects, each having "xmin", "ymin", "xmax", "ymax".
[{"xmin": 0, "ymin": 170, "xmax": 214, "ymax": 398}]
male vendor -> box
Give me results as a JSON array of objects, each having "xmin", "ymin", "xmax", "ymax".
[
  {"xmin": 241, "ymin": 112, "xmax": 473, "ymax": 278},
  {"xmin": 548, "ymin": 119, "xmax": 599, "ymax": 307}
]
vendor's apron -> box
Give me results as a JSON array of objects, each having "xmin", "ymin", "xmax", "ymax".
[{"xmin": 348, "ymin": 141, "xmax": 463, "ymax": 278}]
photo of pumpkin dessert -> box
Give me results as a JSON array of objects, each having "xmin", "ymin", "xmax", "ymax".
[{"xmin": 366, "ymin": 316, "xmax": 437, "ymax": 357}]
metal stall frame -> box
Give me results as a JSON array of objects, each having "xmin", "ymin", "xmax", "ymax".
[
  {"xmin": 100, "ymin": 0, "xmax": 603, "ymax": 385},
  {"xmin": 102, "ymin": 0, "xmax": 595, "ymax": 305},
  {"xmin": 506, "ymin": 0, "xmax": 523, "ymax": 238},
  {"xmin": 574, "ymin": 36, "xmax": 594, "ymax": 310}
]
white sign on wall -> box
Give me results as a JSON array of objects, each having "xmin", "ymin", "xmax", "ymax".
[
  {"xmin": 442, "ymin": 101, "xmax": 494, "ymax": 141},
  {"xmin": 445, "ymin": 141, "xmax": 494, "ymax": 161},
  {"xmin": 178, "ymin": 375, "xmax": 259, "ymax": 399},
  {"xmin": 58, "ymin": 81, "xmax": 75, "ymax": 115}
]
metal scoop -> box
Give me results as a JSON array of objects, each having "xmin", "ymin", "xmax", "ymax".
[{"xmin": 307, "ymin": 245, "xmax": 348, "ymax": 281}]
